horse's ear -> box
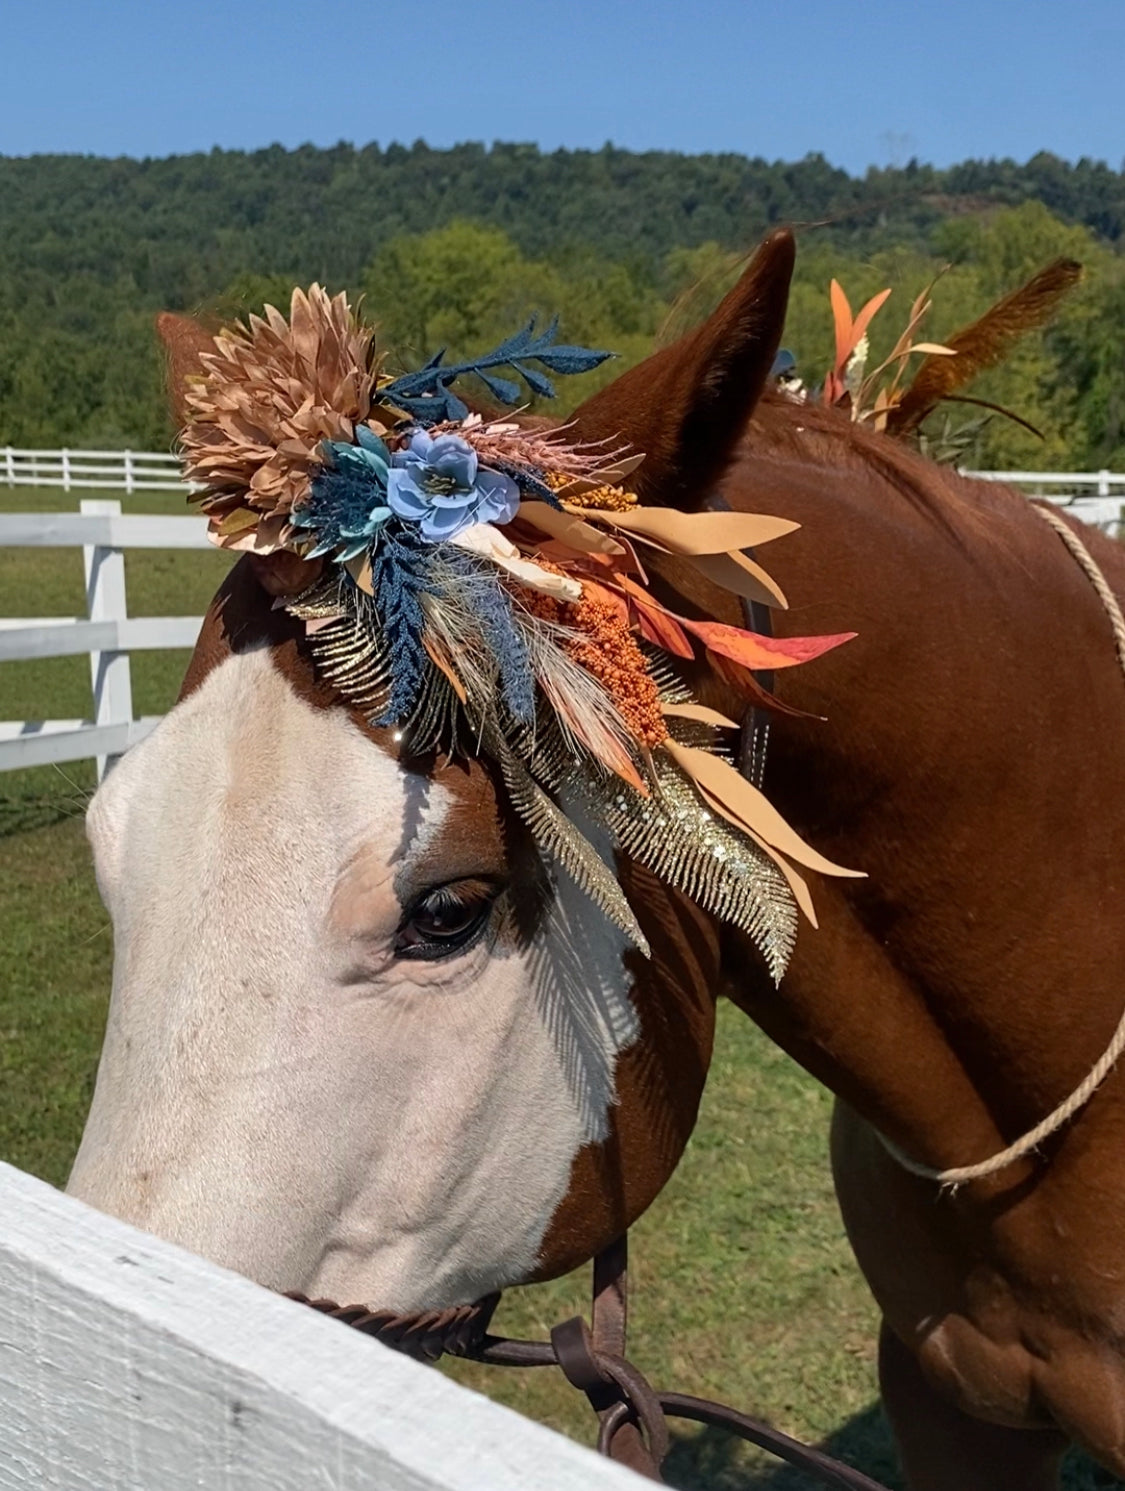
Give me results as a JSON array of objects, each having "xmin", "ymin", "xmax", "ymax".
[
  {"xmin": 155, "ymin": 311, "xmax": 217, "ymax": 427},
  {"xmin": 570, "ymin": 228, "xmax": 795, "ymax": 508}
]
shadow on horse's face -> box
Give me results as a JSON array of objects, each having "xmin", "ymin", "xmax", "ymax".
[
  {"xmin": 67, "ymin": 231, "xmax": 797, "ymax": 1313},
  {"xmin": 72, "ymin": 633, "xmax": 648, "ymax": 1311}
]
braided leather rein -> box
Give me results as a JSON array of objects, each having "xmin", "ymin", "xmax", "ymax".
[{"xmin": 286, "ymin": 1234, "xmax": 889, "ymax": 1489}]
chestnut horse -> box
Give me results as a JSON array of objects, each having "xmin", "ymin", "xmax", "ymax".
[{"xmin": 69, "ymin": 231, "xmax": 1125, "ymax": 1490}]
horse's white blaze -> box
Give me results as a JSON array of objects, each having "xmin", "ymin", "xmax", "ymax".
[{"xmin": 69, "ymin": 649, "xmax": 637, "ymax": 1311}]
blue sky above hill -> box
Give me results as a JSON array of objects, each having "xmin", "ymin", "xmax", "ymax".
[{"xmin": 2, "ymin": 0, "xmax": 1122, "ymax": 173}]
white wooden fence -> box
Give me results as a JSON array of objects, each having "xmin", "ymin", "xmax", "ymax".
[
  {"xmin": 2, "ymin": 458, "xmax": 1125, "ymax": 778},
  {"xmin": 0, "ymin": 500, "xmax": 209, "ymax": 778},
  {"xmin": 2, "ymin": 444, "xmax": 1123, "ymax": 511},
  {"xmin": 2, "ymin": 446, "xmax": 200, "ymax": 493},
  {"xmin": 0, "ymin": 1161, "xmax": 641, "ymax": 1490},
  {"xmin": 963, "ymin": 469, "xmax": 1125, "ymax": 537}
]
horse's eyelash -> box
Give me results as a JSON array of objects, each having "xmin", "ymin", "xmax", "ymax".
[{"xmin": 418, "ymin": 879, "xmax": 499, "ymax": 914}]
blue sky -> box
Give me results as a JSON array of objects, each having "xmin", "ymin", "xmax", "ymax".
[{"xmin": 1, "ymin": 0, "xmax": 1122, "ymax": 173}]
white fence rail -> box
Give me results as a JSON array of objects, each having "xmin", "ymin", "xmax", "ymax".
[
  {"xmin": 0, "ymin": 1161, "xmax": 639, "ymax": 1491},
  {"xmin": 0, "ymin": 499, "xmax": 209, "ymax": 777},
  {"xmin": 2, "ymin": 446, "xmax": 200, "ymax": 494},
  {"xmin": 963, "ymin": 469, "xmax": 1125, "ymax": 538},
  {"xmin": 2, "ymin": 444, "xmax": 1124, "ymax": 508},
  {"xmin": 3, "ymin": 463, "xmax": 1125, "ymax": 777}
]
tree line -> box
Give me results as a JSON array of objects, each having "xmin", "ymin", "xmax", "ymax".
[{"xmin": 0, "ymin": 142, "xmax": 1123, "ymax": 468}]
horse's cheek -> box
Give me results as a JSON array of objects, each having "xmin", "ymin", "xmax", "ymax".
[{"xmin": 529, "ymin": 886, "xmax": 720, "ymax": 1282}]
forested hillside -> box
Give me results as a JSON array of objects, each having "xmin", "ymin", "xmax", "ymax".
[{"xmin": 1, "ymin": 142, "xmax": 1123, "ymax": 467}]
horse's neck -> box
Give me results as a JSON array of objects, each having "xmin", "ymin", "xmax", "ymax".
[{"xmin": 712, "ymin": 430, "xmax": 1125, "ymax": 1175}]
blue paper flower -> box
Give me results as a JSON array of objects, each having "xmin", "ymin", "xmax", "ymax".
[
  {"xmin": 387, "ymin": 429, "xmax": 519, "ymax": 543},
  {"xmin": 297, "ymin": 429, "xmax": 393, "ymax": 560}
]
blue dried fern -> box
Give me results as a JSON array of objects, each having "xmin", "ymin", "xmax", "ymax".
[
  {"xmin": 382, "ymin": 318, "xmax": 613, "ymax": 425},
  {"xmin": 368, "ymin": 526, "xmax": 431, "ymax": 725}
]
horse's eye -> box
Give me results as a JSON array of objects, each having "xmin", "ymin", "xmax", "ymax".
[{"xmin": 395, "ymin": 878, "xmax": 503, "ymax": 960}]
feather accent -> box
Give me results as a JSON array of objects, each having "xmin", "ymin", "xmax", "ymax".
[
  {"xmin": 300, "ymin": 604, "xmax": 395, "ymax": 721},
  {"xmin": 428, "ymin": 547, "xmax": 536, "ymax": 722},
  {"xmin": 889, "ymin": 258, "xmax": 1083, "ymax": 435},
  {"xmin": 435, "ymin": 415, "xmax": 634, "ymax": 483},
  {"xmin": 368, "ymin": 529, "xmax": 431, "ymax": 724},
  {"xmin": 527, "ymin": 736, "xmax": 798, "ymax": 983},
  {"xmin": 742, "ymin": 828, "xmax": 818, "ymax": 928},
  {"xmin": 418, "ymin": 589, "xmax": 499, "ymax": 718},
  {"xmin": 486, "ymin": 721, "xmax": 650, "ymax": 956}
]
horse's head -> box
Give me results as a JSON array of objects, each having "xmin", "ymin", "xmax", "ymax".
[{"xmin": 68, "ymin": 233, "xmax": 799, "ymax": 1311}]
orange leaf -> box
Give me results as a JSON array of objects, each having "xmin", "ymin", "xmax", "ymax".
[
  {"xmin": 680, "ymin": 617, "xmax": 856, "ymax": 671},
  {"xmin": 634, "ymin": 598, "xmax": 695, "ymax": 657},
  {"xmin": 849, "ymin": 288, "xmax": 892, "ymax": 356},
  {"xmin": 614, "ymin": 576, "xmax": 695, "ymax": 657},
  {"xmin": 580, "ymin": 577, "xmax": 630, "ymax": 626},
  {"xmin": 704, "ymin": 650, "xmax": 814, "ymax": 719},
  {"xmin": 537, "ymin": 671, "xmax": 648, "ymax": 794},
  {"xmin": 830, "ymin": 278, "xmax": 854, "ymax": 375}
]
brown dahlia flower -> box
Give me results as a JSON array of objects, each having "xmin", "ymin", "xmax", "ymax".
[{"xmin": 180, "ymin": 285, "xmax": 378, "ymax": 518}]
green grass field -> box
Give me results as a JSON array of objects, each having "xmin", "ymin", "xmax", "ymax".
[{"xmin": 0, "ymin": 487, "xmax": 1116, "ymax": 1489}]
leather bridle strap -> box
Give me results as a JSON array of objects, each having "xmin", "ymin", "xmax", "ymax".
[
  {"xmin": 289, "ymin": 1235, "xmax": 891, "ymax": 1490},
  {"xmin": 701, "ymin": 490, "xmax": 774, "ymax": 788}
]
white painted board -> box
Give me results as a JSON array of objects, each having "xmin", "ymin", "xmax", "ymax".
[{"xmin": 0, "ymin": 1164, "xmax": 644, "ymax": 1491}]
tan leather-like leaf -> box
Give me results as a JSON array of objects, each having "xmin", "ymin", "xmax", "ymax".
[
  {"xmin": 516, "ymin": 502, "xmax": 626, "ymax": 555},
  {"xmin": 663, "ymin": 738, "xmax": 863, "ymax": 879},
  {"xmin": 344, "ymin": 552, "xmax": 374, "ymax": 595},
  {"xmin": 551, "ymin": 452, "xmax": 647, "ymax": 497},
  {"xmin": 216, "ymin": 507, "xmax": 261, "ymax": 536},
  {"xmin": 688, "ymin": 550, "xmax": 789, "ymax": 608},
  {"xmin": 661, "ymin": 702, "xmax": 740, "ymax": 729},
  {"xmin": 569, "ymin": 505, "xmax": 799, "ymax": 554},
  {"xmin": 743, "ymin": 830, "xmax": 818, "ymax": 926}
]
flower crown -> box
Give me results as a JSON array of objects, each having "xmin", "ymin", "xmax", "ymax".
[{"xmin": 179, "ymin": 286, "xmax": 859, "ymax": 979}]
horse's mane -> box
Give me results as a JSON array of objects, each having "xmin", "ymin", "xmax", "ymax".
[{"xmin": 748, "ymin": 390, "xmax": 1016, "ymax": 543}]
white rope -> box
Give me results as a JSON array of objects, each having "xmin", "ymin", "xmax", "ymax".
[{"xmin": 881, "ymin": 503, "xmax": 1125, "ymax": 1187}]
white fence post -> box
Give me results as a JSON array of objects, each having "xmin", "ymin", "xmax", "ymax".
[
  {"xmin": 61, "ymin": 448, "xmax": 71, "ymax": 492},
  {"xmin": 1099, "ymin": 469, "xmax": 1111, "ymax": 497},
  {"xmin": 124, "ymin": 449, "xmax": 135, "ymax": 495},
  {"xmin": 81, "ymin": 499, "xmax": 134, "ymax": 782},
  {"xmin": 3, "ymin": 447, "xmax": 12, "ymax": 486}
]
